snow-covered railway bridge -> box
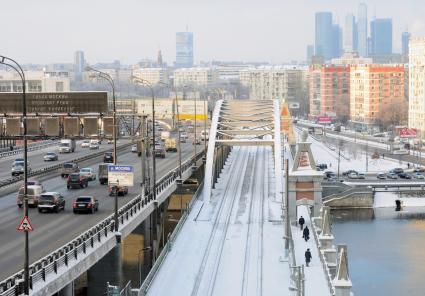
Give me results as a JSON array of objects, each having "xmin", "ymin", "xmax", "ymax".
[{"xmin": 139, "ymin": 100, "xmax": 352, "ymax": 296}]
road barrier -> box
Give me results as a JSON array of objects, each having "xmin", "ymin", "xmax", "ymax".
[
  {"xmin": 0, "ymin": 151, "xmax": 205, "ymax": 296},
  {"xmin": 0, "ymin": 140, "xmax": 59, "ymax": 159}
]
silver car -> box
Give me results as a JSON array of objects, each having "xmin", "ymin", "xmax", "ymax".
[{"xmin": 79, "ymin": 167, "xmax": 97, "ymax": 181}]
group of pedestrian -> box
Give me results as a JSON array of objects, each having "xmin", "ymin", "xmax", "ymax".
[{"xmin": 298, "ymin": 215, "xmax": 312, "ymax": 267}]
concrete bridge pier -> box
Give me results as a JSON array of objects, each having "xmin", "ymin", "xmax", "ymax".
[
  {"xmin": 87, "ymin": 243, "xmax": 123, "ymax": 295},
  {"xmin": 57, "ymin": 281, "xmax": 74, "ymax": 296}
]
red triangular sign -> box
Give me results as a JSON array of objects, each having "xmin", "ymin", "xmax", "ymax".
[{"xmin": 17, "ymin": 216, "xmax": 33, "ymax": 232}]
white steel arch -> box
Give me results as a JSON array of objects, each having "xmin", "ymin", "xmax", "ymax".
[{"xmin": 204, "ymin": 99, "xmax": 283, "ymax": 203}]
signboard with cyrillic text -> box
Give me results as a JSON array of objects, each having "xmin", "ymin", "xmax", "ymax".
[{"xmin": 108, "ymin": 165, "xmax": 134, "ymax": 187}]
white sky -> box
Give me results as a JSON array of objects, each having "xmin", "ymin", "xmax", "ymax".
[{"xmin": 1, "ymin": 0, "xmax": 424, "ymax": 65}]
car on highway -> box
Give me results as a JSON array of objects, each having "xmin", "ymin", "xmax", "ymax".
[
  {"xmin": 108, "ymin": 185, "xmax": 129, "ymax": 196},
  {"xmin": 89, "ymin": 142, "xmax": 100, "ymax": 150},
  {"xmin": 343, "ymin": 170, "xmax": 358, "ymax": 176},
  {"xmin": 399, "ymin": 172, "xmax": 412, "ymax": 179},
  {"xmin": 154, "ymin": 144, "xmax": 166, "ymax": 158},
  {"xmin": 27, "ymin": 178, "xmax": 43, "ymax": 188},
  {"xmin": 79, "ymin": 167, "xmax": 97, "ymax": 181},
  {"xmin": 180, "ymin": 132, "xmax": 188, "ymax": 142},
  {"xmin": 61, "ymin": 162, "xmax": 79, "ymax": 178},
  {"xmin": 17, "ymin": 185, "xmax": 44, "ymax": 208},
  {"xmin": 413, "ymin": 173, "xmax": 425, "ymax": 179},
  {"xmin": 43, "ymin": 152, "xmax": 58, "ymax": 161},
  {"xmin": 81, "ymin": 140, "xmax": 90, "ymax": 148},
  {"xmin": 11, "ymin": 160, "xmax": 31, "ymax": 176},
  {"xmin": 316, "ymin": 163, "xmax": 328, "ymax": 171},
  {"xmin": 73, "ymin": 196, "xmax": 99, "ymax": 214},
  {"xmin": 193, "ymin": 138, "xmax": 202, "ymax": 145},
  {"xmin": 103, "ymin": 152, "xmax": 114, "ymax": 163},
  {"xmin": 387, "ymin": 173, "xmax": 398, "ymax": 179},
  {"xmin": 414, "ymin": 167, "xmax": 425, "ymax": 173},
  {"xmin": 37, "ymin": 192, "xmax": 65, "ymax": 213},
  {"xmin": 377, "ymin": 173, "xmax": 386, "ymax": 179},
  {"xmin": 107, "ymin": 139, "xmax": 114, "ymax": 144},
  {"xmin": 357, "ymin": 173, "xmax": 366, "ymax": 179},
  {"xmin": 67, "ymin": 173, "xmax": 89, "ymax": 189},
  {"xmin": 390, "ymin": 168, "xmax": 404, "ymax": 175},
  {"xmin": 348, "ymin": 172, "xmax": 359, "ymax": 179},
  {"xmin": 131, "ymin": 144, "xmax": 138, "ymax": 153}
]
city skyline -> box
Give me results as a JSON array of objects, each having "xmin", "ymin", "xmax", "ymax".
[{"xmin": 0, "ymin": 0, "xmax": 424, "ymax": 65}]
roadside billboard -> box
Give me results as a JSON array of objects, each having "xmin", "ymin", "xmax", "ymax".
[
  {"xmin": 136, "ymin": 98, "xmax": 207, "ymax": 120},
  {"xmin": 398, "ymin": 127, "xmax": 417, "ymax": 138},
  {"xmin": 317, "ymin": 116, "xmax": 332, "ymax": 124},
  {"xmin": 108, "ymin": 165, "xmax": 134, "ymax": 187}
]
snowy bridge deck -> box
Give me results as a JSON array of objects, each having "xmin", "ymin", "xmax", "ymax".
[{"xmin": 143, "ymin": 146, "xmax": 332, "ymax": 296}]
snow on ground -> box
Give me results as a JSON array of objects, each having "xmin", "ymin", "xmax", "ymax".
[
  {"xmin": 295, "ymin": 127, "xmax": 408, "ymax": 173},
  {"xmin": 146, "ymin": 146, "xmax": 301, "ymax": 296},
  {"xmin": 374, "ymin": 192, "xmax": 425, "ymax": 208},
  {"xmin": 292, "ymin": 206, "xmax": 332, "ymax": 296}
]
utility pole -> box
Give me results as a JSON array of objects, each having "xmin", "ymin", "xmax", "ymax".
[
  {"xmin": 337, "ymin": 143, "xmax": 341, "ymax": 180},
  {"xmin": 284, "ymin": 159, "xmax": 290, "ymax": 256},
  {"xmin": 141, "ymin": 115, "xmax": 147, "ymax": 197}
]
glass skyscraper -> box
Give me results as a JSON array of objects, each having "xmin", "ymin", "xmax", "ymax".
[
  {"xmin": 370, "ymin": 18, "xmax": 393, "ymax": 55},
  {"xmin": 175, "ymin": 32, "xmax": 194, "ymax": 68},
  {"xmin": 315, "ymin": 12, "xmax": 341, "ymax": 61},
  {"xmin": 357, "ymin": 3, "xmax": 368, "ymax": 57}
]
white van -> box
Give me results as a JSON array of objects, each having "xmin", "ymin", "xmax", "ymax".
[
  {"xmin": 200, "ymin": 130, "xmax": 209, "ymax": 141},
  {"xmin": 17, "ymin": 185, "xmax": 45, "ymax": 208}
]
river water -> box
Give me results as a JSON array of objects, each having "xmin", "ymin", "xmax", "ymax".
[{"xmin": 331, "ymin": 206, "xmax": 425, "ymax": 296}]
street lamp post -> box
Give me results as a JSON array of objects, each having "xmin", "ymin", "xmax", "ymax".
[
  {"xmin": 85, "ymin": 67, "xmax": 119, "ymax": 232},
  {"xmin": 132, "ymin": 78, "xmax": 157, "ymax": 201},
  {"xmin": 1, "ymin": 55, "xmax": 29, "ymax": 295}
]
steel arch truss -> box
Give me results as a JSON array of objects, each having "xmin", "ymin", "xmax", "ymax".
[{"xmin": 204, "ymin": 99, "xmax": 282, "ymax": 202}]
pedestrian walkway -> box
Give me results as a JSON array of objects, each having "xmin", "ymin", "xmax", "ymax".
[{"xmin": 292, "ymin": 205, "xmax": 332, "ymax": 295}]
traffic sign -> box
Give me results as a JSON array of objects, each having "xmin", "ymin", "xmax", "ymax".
[
  {"xmin": 17, "ymin": 216, "xmax": 34, "ymax": 232},
  {"xmin": 108, "ymin": 165, "xmax": 134, "ymax": 187}
]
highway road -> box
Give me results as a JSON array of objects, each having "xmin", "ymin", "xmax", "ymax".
[
  {"xmin": 0, "ymin": 141, "xmax": 201, "ymax": 281},
  {"xmin": 0, "ymin": 140, "xmax": 129, "ymax": 182}
]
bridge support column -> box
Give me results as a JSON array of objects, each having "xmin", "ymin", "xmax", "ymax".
[
  {"xmin": 87, "ymin": 244, "xmax": 123, "ymax": 295},
  {"xmin": 58, "ymin": 281, "xmax": 74, "ymax": 296}
]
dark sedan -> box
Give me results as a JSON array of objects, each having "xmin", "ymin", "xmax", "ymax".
[{"xmin": 73, "ymin": 196, "xmax": 99, "ymax": 214}]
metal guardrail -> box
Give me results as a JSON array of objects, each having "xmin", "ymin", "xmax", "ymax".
[
  {"xmin": 0, "ymin": 140, "xmax": 59, "ymax": 159},
  {"xmin": 0, "ymin": 143, "xmax": 132, "ymax": 189},
  {"xmin": 0, "ymin": 151, "xmax": 205, "ymax": 296},
  {"xmin": 138, "ymin": 181, "xmax": 204, "ymax": 296}
]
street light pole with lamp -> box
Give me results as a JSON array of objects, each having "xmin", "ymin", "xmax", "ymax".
[
  {"xmin": 85, "ymin": 66, "xmax": 120, "ymax": 232},
  {"xmin": 0, "ymin": 55, "xmax": 29, "ymax": 295},
  {"xmin": 132, "ymin": 77, "xmax": 157, "ymax": 201}
]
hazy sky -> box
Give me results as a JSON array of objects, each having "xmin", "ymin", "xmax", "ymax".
[{"xmin": 1, "ymin": 0, "xmax": 424, "ymax": 65}]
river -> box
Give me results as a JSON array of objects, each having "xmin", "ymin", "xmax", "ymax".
[{"xmin": 331, "ymin": 206, "xmax": 425, "ymax": 296}]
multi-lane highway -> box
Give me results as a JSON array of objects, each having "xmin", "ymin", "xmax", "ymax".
[{"xmin": 0, "ymin": 141, "xmax": 201, "ymax": 280}]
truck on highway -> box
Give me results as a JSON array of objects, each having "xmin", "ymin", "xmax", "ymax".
[
  {"xmin": 165, "ymin": 138, "xmax": 177, "ymax": 152},
  {"xmin": 58, "ymin": 139, "xmax": 76, "ymax": 153},
  {"xmin": 98, "ymin": 164, "xmax": 110, "ymax": 185},
  {"xmin": 161, "ymin": 131, "xmax": 170, "ymax": 141}
]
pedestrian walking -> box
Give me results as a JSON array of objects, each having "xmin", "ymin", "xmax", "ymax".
[
  {"xmin": 305, "ymin": 248, "xmax": 312, "ymax": 267},
  {"xmin": 303, "ymin": 226, "xmax": 310, "ymax": 242},
  {"xmin": 298, "ymin": 216, "xmax": 305, "ymax": 230}
]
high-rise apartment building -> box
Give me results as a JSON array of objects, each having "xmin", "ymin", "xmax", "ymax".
[
  {"xmin": 308, "ymin": 65, "xmax": 350, "ymax": 121},
  {"xmin": 357, "ymin": 3, "xmax": 368, "ymax": 57},
  {"xmin": 73, "ymin": 50, "xmax": 85, "ymax": 82},
  {"xmin": 370, "ymin": 18, "xmax": 393, "ymax": 55},
  {"xmin": 175, "ymin": 32, "xmax": 194, "ymax": 68},
  {"xmin": 408, "ymin": 38, "xmax": 425, "ymax": 135},
  {"xmin": 132, "ymin": 67, "xmax": 169, "ymax": 85},
  {"xmin": 173, "ymin": 67, "xmax": 218, "ymax": 87},
  {"xmin": 350, "ymin": 64, "xmax": 404, "ymax": 127},
  {"xmin": 240, "ymin": 67, "xmax": 307, "ymax": 104}
]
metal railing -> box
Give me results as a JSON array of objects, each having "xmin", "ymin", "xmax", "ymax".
[
  {"xmin": 0, "ymin": 140, "xmax": 59, "ymax": 159},
  {"xmin": 0, "ymin": 151, "xmax": 205, "ymax": 296},
  {"xmin": 138, "ymin": 182, "xmax": 204, "ymax": 296},
  {"xmin": 0, "ymin": 142, "xmax": 132, "ymax": 189}
]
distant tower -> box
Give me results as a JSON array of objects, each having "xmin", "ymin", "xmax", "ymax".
[
  {"xmin": 402, "ymin": 31, "xmax": 411, "ymax": 56},
  {"xmin": 357, "ymin": 3, "xmax": 368, "ymax": 57},
  {"xmin": 157, "ymin": 50, "xmax": 163, "ymax": 67},
  {"xmin": 175, "ymin": 32, "xmax": 193, "ymax": 68},
  {"xmin": 73, "ymin": 50, "xmax": 85, "ymax": 82},
  {"xmin": 370, "ymin": 18, "xmax": 393, "ymax": 55}
]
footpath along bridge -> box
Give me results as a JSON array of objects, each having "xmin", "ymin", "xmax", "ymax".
[{"xmin": 139, "ymin": 100, "xmax": 353, "ymax": 296}]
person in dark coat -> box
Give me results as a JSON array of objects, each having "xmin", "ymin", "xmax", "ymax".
[
  {"xmin": 298, "ymin": 216, "xmax": 305, "ymax": 230},
  {"xmin": 303, "ymin": 226, "xmax": 310, "ymax": 242},
  {"xmin": 305, "ymin": 248, "xmax": 312, "ymax": 267}
]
